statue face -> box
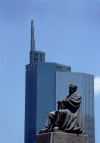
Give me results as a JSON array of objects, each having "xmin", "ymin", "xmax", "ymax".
[{"xmin": 69, "ymin": 87, "xmax": 75, "ymax": 95}]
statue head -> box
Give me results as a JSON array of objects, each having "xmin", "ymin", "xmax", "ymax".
[{"xmin": 69, "ymin": 84, "xmax": 77, "ymax": 95}]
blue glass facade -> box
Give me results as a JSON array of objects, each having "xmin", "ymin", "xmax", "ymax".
[
  {"xmin": 25, "ymin": 64, "xmax": 37, "ymax": 143},
  {"xmin": 36, "ymin": 62, "xmax": 56, "ymax": 134},
  {"xmin": 56, "ymin": 71, "xmax": 95, "ymax": 143}
]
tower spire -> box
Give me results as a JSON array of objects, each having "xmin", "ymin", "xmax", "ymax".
[
  {"xmin": 31, "ymin": 20, "xmax": 35, "ymax": 51},
  {"xmin": 29, "ymin": 20, "xmax": 45, "ymax": 64}
]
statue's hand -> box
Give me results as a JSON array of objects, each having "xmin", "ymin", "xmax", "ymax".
[
  {"xmin": 57, "ymin": 100, "xmax": 63, "ymax": 105},
  {"xmin": 62, "ymin": 100, "xmax": 68, "ymax": 106},
  {"xmin": 62, "ymin": 100, "xmax": 65, "ymax": 103}
]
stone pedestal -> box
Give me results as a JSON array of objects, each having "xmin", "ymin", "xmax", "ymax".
[{"xmin": 35, "ymin": 132, "xmax": 88, "ymax": 143}]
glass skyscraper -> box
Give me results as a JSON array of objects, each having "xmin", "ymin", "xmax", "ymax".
[{"xmin": 24, "ymin": 21, "xmax": 95, "ymax": 143}]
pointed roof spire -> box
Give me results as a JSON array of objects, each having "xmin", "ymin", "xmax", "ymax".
[
  {"xmin": 31, "ymin": 20, "xmax": 33, "ymax": 27},
  {"xmin": 31, "ymin": 20, "xmax": 35, "ymax": 51}
]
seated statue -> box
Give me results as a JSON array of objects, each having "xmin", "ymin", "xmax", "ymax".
[{"xmin": 40, "ymin": 84, "xmax": 84, "ymax": 134}]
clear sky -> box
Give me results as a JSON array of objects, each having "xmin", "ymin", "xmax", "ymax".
[{"xmin": 0, "ymin": 0, "xmax": 100, "ymax": 142}]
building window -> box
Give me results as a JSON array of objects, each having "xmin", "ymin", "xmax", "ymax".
[{"xmin": 34, "ymin": 53, "xmax": 38, "ymax": 58}]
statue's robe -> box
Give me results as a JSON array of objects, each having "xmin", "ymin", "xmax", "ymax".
[
  {"xmin": 45, "ymin": 92, "xmax": 84, "ymax": 134},
  {"xmin": 59, "ymin": 92, "xmax": 84, "ymax": 133}
]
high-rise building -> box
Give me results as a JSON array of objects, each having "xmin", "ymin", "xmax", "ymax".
[{"xmin": 24, "ymin": 21, "xmax": 95, "ymax": 143}]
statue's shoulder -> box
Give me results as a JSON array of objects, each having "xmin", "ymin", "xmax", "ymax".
[
  {"xmin": 72, "ymin": 92, "xmax": 81, "ymax": 98},
  {"xmin": 75, "ymin": 92, "xmax": 81, "ymax": 96}
]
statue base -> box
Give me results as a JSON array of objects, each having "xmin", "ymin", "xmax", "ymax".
[{"xmin": 35, "ymin": 132, "xmax": 88, "ymax": 143}]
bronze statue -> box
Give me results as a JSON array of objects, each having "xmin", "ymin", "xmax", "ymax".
[{"xmin": 40, "ymin": 84, "xmax": 84, "ymax": 134}]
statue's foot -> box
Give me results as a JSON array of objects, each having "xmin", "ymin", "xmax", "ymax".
[
  {"xmin": 53, "ymin": 127, "xmax": 66, "ymax": 133},
  {"xmin": 53, "ymin": 126, "xmax": 60, "ymax": 132},
  {"xmin": 39, "ymin": 128, "xmax": 50, "ymax": 134},
  {"xmin": 53, "ymin": 127, "xmax": 60, "ymax": 130}
]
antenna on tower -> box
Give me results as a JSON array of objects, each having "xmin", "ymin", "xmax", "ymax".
[{"xmin": 31, "ymin": 20, "xmax": 35, "ymax": 51}]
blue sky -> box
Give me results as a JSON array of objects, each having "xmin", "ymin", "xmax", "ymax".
[{"xmin": 0, "ymin": 0, "xmax": 100, "ymax": 142}]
